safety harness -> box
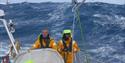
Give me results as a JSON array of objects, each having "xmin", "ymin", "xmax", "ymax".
[
  {"xmin": 62, "ymin": 39, "xmax": 73, "ymax": 52},
  {"xmin": 39, "ymin": 34, "xmax": 51, "ymax": 48},
  {"xmin": 62, "ymin": 38, "xmax": 73, "ymax": 63}
]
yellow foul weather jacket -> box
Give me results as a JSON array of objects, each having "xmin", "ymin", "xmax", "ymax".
[
  {"xmin": 57, "ymin": 39, "xmax": 80, "ymax": 63},
  {"xmin": 32, "ymin": 35, "xmax": 57, "ymax": 50}
]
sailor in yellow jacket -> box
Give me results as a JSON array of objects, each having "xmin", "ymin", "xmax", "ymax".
[
  {"xmin": 32, "ymin": 29, "xmax": 57, "ymax": 50},
  {"xmin": 57, "ymin": 29, "xmax": 80, "ymax": 63}
]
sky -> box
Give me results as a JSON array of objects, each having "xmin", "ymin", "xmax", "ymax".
[{"xmin": 0, "ymin": 0, "xmax": 125, "ymax": 4}]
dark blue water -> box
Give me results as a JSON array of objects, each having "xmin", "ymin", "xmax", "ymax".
[{"xmin": 0, "ymin": 2, "xmax": 125, "ymax": 63}]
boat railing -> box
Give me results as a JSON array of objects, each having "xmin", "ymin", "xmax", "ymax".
[{"xmin": 0, "ymin": 18, "xmax": 18, "ymax": 55}]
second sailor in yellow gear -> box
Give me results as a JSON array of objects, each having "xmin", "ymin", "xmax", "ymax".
[{"xmin": 57, "ymin": 29, "xmax": 80, "ymax": 63}]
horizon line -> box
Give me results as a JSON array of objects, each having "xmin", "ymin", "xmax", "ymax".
[{"xmin": 0, "ymin": 1, "xmax": 124, "ymax": 5}]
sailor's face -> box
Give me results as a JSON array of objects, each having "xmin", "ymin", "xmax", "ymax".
[
  {"xmin": 63, "ymin": 33, "xmax": 71, "ymax": 40},
  {"xmin": 42, "ymin": 30, "xmax": 48, "ymax": 37}
]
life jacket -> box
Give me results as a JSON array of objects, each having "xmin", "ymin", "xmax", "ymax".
[
  {"xmin": 39, "ymin": 34, "xmax": 51, "ymax": 48},
  {"xmin": 62, "ymin": 38, "xmax": 72, "ymax": 52}
]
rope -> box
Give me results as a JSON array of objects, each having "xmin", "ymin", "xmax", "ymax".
[
  {"xmin": 71, "ymin": 2, "xmax": 78, "ymax": 63},
  {"xmin": 76, "ymin": 9, "xmax": 85, "ymax": 46},
  {"xmin": 76, "ymin": 9, "xmax": 91, "ymax": 63},
  {"xmin": 72, "ymin": 1, "xmax": 91, "ymax": 63},
  {"xmin": 74, "ymin": 4, "xmax": 108, "ymax": 63},
  {"xmin": 72, "ymin": 1, "xmax": 85, "ymax": 49}
]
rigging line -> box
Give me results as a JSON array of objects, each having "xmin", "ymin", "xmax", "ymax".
[
  {"xmin": 75, "ymin": 5, "xmax": 107, "ymax": 63},
  {"xmin": 71, "ymin": 3, "xmax": 77, "ymax": 63},
  {"xmin": 76, "ymin": 8, "xmax": 92, "ymax": 63},
  {"xmin": 72, "ymin": 1, "xmax": 92, "ymax": 63},
  {"xmin": 72, "ymin": 3, "xmax": 81, "ymax": 63},
  {"xmin": 72, "ymin": 8, "xmax": 77, "ymax": 41},
  {"xmin": 72, "ymin": 0, "xmax": 86, "ymax": 51},
  {"xmin": 76, "ymin": 9, "xmax": 85, "ymax": 44},
  {"xmin": 72, "ymin": 9, "xmax": 76, "ymax": 63},
  {"xmin": 72, "ymin": 0, "xmax": 89, "ymax": 63},
  {"xmin": 73, "ymin": 3, "xmax": 85, "ymax": 52}
]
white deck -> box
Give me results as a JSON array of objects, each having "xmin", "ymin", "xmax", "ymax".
[{"xmin": 14, "ymin": 48, "xmax": 64, "ymax": 63}]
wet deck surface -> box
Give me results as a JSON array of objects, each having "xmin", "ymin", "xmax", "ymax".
[{"xmin": 14, "ymin": 48, "xmax": 64, "ymax": 63}]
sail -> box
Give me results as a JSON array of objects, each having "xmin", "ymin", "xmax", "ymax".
[{"xmin": 14, "ymin": 48, "xmax": 64, "ymax": 63}]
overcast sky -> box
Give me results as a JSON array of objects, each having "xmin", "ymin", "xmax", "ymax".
[{"xmin": 0, "ymin": 0, "xmax": 125, "ymax": 4}]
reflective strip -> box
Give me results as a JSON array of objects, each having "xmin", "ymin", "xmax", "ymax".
[
  {"xmin": 53, "ymin": 42, "xmax": 56, "ymax": 45},
  {"xmin": 33, "ymin": 44, "xmax": 36, "ymax": 47},
  {"xmin": 73, "ymin": 41, "xmax": 75, "ymax": 44}
]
